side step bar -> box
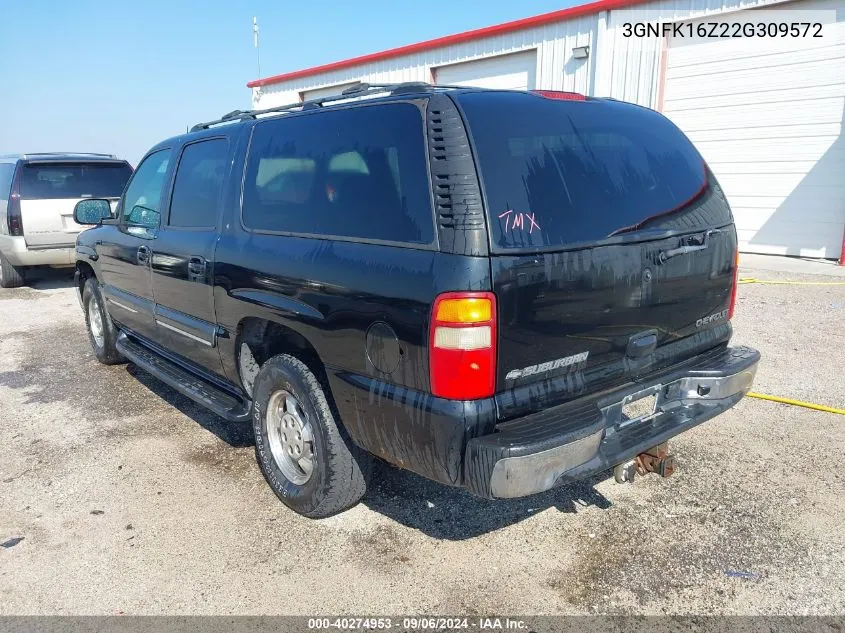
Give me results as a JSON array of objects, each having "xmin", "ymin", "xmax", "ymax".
[{"xmin": 116, "ymin": 333, "xmax": 252, "ymax": 423}]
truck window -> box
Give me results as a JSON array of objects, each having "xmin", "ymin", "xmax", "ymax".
[
  {"xmin": 242, "ymin": 103, "xmax": 434, "ymax": 245},
  {"xmin": 457, "ymin": 92, "xmax": 731, "ymax": 251},
  {"xmin": 19, "ymin": 162, "xmax": 132, "ymax": 200},
  {"xmin": 168, "ymin": 139, "xmax": 228, "ymax": 228},
  {"xmin": 121, "ymin": 150, "xmax": 170, "ymax": 229},
  {"xmin": 0, "ymin": 163, "xmax": 15, "ymax": 199}
]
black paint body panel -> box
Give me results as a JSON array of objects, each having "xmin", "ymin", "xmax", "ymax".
[{"xmin": 75, "ymin": 89, "xmax": 748, "ymax": 491}]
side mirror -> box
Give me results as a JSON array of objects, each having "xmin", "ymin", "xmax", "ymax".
[{"xmin": 74, "ymin": 199, "xmax": 113, "ymax": 226}]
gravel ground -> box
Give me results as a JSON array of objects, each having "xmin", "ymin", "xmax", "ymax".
[{"xmin": 0, "ymin": 265, "xmax": 843, "ymax": 616}]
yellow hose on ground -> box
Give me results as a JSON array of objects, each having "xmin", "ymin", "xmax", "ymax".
[
  {"xmin": 739, "ymin": 277, "xmax": 845, "ymax": 286},
  {"xmin": 737, "ymin": 268, "xmax": 844, "ymax": 414},
  {"xmin": 746, "ymin": 392, "xmax": 845, "ymax": 415}
]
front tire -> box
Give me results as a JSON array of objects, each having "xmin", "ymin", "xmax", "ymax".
[
  {"xmin": 0, "ymin": 252, "xmax": 25, "ymax": 288},
  {"xmin": 252, "ymin": 354, "xmax": 371, "ymax": 518},
  {"xmin": 82, "ymin": 278, "xmax": 124, "ymax": 365}
]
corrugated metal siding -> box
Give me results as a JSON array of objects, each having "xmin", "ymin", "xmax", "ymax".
[
  {"xmin": 251, "ymin": 0, "xmax": 797, "ymax": 110},
  {"xmin": 249, "ymin": 0, "xmax": 842, "ymax": 259},
  {"xmin": 253, "ymin": 17, "xmax": 597, "ymax": 109},
  {"xmin": 661, "ymin": 0, "xmax": 845, "ymax": 258},
  {"xmin": 599, "ymin": 0, "xmax": 790, "ymax": 108}
]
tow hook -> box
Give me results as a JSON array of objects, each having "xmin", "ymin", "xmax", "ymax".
[{"xmin": 614, "ymin": 442, "xmax": 677, "ymax": 483}]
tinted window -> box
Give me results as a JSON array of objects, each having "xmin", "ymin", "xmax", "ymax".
[
  {"xmin": 121, "ymin": 150, "xmax": 170, "ymax": 229},
  {"xmin": 458, "ymin": 92, "xmax": 729, "ymax": 250},
  {"xmin": 243, "ymin": 103, "xmax": 434, "ymax": 244},
  {"xmin": 19, "ymin": 162, "xmax": 132, "ymax": 200},
  {"xmin": 168, "ymin": 139, "xmax": 228, "ymax": 228}
]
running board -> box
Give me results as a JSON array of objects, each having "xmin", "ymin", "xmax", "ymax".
[{"xmin": 116, "ymin": 333, "xmax": 252, "ymax": 423}]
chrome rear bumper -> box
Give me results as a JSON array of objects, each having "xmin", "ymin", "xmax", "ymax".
[{"xmin": 465, "ymin": 346, "xmax": 760, "ymax": 499}]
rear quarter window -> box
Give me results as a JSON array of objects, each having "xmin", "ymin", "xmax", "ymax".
[
  {"xmin": 242, "ymin": 103, "xmax": 435, "ymax": 245},
  {"xmin": 0, "ymin": 163, "xmax": 14, "ymax": 236},
  {"xmin": 0, "ymin": 163, "xmax": 15, "ymax": 200},
  {"xmin": 457, "ymin": 92, "xmax": 730, "ymax": 251}
]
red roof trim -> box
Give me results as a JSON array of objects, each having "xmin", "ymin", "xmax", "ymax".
[{"xmin": 247, "ymin": 0, "xmax": 648, "ymax": 88}]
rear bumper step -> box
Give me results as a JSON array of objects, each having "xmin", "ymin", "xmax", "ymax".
[
  {"xmin": 115, "ymin": 333, "xmax": 251, "ymax": 423},
  {"xmin": 464, "ymin": 345, "xmax": 760, "ymax": 499}
]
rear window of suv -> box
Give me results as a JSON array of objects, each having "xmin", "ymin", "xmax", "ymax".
[
  {"xmin": 242, "ymin": 103, "xmax": 435, "ymax": 245},
  {"xmin": 457, "ymin": 92, "xmax": 729, "ymax": 251},
  {"xmin": 20, "ymin": 162, "xmax": 132, "ymax": 200}
]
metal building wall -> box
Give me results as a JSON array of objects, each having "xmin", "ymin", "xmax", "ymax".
[
  {"xmin": 252, "ymin": 0, "xmax": 794, "ymax": 111},
  {"xmin": 252, "ymin": 15, "xmax": 598, "ymax": 109},
  {"xmin": 597, "ymin": 0, "xmax": 790, "ymax": 108}
]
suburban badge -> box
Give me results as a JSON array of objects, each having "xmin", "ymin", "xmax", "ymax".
[{"xmin": 505, "ymin": 351, "xmax": 589, "ymax": 381}]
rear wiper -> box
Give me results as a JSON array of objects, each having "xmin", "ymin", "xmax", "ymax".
[{"xmin": 658, "ymin": 229, "xmax": 721, "ymax": 264}]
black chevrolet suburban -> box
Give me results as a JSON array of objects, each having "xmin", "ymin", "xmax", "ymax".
[{"xmin": 73, "ymin": 83, "xmax": 759, "ymax": 518}]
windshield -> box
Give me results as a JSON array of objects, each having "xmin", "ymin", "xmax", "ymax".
[
  {"xmin": 457, "ymin": 92, "xmax": 727, "ymax": 251},
  {"xmin": 20, "ymin": 162, "xmax": 133, "ymax": 200}
]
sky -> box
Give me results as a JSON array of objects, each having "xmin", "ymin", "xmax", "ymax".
[{"xmin": 0, "ymin": 0, "xmax": 575, "ymax": 166}]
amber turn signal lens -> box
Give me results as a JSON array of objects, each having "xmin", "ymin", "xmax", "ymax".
[{"xmin": 434, "ymin": 297, "xmax": 492, "ymax": 323}]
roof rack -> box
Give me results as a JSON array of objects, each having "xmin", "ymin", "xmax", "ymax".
[
  {"xmin": 191, "ymin": 81, "xmax": 462, "ymax": 132},
  {"xmin": 0, "ymin": 152, "xmax": 119, "ymax": 160}
]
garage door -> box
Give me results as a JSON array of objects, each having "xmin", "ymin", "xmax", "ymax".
[
  {"xmin": 434, "ymin": 50, "xmax": 537, "ymax": 90},
  {"xmin": 663, "ymin": 0, "xmax": 845, "ymax": 259}
]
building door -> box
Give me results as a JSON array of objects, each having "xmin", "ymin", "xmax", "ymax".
[
  {"xmin": 662, "ymin": 0, "xmax": 845, "ymax": 259},
  {"xmin": 434, "ymin": 50, "xmax": 537, "ymax": 90}
]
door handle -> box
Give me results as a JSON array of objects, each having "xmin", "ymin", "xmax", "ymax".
[
  {"xmin": 188, "ymin": 256, "xmax": 207, "ymax": 278},
  {"xmin": 137, "ymin": 245, "xmax": 150, "ymax": 265}
]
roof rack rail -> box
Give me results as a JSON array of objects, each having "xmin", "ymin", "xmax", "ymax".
[
  {"xmin": 2, "ymin": 152, "xmax": 119, "ymax": 159},
  {"xmin": 191, "ymin": 81, "xmax": 462, "ymax": 132}
]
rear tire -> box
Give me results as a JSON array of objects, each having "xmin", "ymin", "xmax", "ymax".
[
  {"xmin": 82, "ymin": 278, "xmax": 124, "ymax": 365},
  {"xmin": 252, "ymin": 354, "xmax": 371, "ymax": 518},
  {"xmin": 0, "ymin": 253, "xmax": 25, "ymax": 288}
]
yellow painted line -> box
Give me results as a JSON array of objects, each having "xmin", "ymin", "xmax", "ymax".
[
  {"xmin": 739, "ymin": 277, "xmax": 845, "ymax": 286},
  {"xmin": 747, "ymin": 392, "xmax": 845, "ymax": 415}
]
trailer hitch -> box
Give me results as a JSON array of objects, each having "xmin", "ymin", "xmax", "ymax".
[
  {"xmin": 636, "ymin": 442, "xmax": 676, "ymax": 477},
  {"xmin": 613, "ymin": 442, "xmax": 676, "ymax": 483}
]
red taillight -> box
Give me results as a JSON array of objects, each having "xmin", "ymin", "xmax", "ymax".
[
  {"xmin": 531, "ymin": 90, "xmax": 586, "ymax": 101},
  {"xmin": 429, "ymin": 291, "xmax": 497, "ymax": 400},
  {"xmin": 7, "ymin": 165, "xmax": 23, "ymax": 236},
  {"xmin": 728, "ymin": 250, "xmax": 739, "ymax": 320}
]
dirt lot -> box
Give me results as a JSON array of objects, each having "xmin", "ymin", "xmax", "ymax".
[{"xmin": 1, "ymin": 264, "xmax": 843, "ymax": 616}]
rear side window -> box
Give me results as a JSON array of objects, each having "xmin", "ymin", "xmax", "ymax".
[
  {"xmin": 168, "ymin": 139, "xmax": 228, "ymax": 228},
  {"xmin": 0, "ymin": 163, "xmax": 15, "ymax": 200},
  {"xmin": 457, "ymin": 92, "xmax": 729, "ymax": 250},
  {"xmin": 19, "ymin": 162, "xmax": 132, "ymax": 200},
  {"xmin": 243, "ymin": 103, "xmax": 434, "ymax": 245}
]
